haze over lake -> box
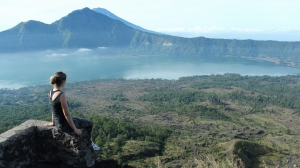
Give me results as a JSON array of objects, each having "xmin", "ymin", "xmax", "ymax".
[{"xmin": 1, "ymin": 49, "xmax": 300, "ymax": 89}]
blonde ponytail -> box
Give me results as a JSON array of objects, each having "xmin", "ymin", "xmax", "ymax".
[
  {"xmin": 50, "ymin": 71, "xmax": 67, "ymax": 86},
  {"xmin": 50, "ymin": 75, "xmax": 56, "ymax": 85}
]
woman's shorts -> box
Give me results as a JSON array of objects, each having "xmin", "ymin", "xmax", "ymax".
[{"xmin": 60, "ymin": 117, "xmax": 93, "ymax": 134}]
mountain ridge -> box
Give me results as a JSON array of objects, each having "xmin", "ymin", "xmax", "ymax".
[
  {"xmin": 0, "ymin": 7, "xmax": 300, "ymax": 65},
  {"xmin": 0, "ymin": 7, "xmax": 137, "ymax": 51}
]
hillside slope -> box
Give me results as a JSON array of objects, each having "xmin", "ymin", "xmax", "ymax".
[{"xmin": 1, "ymin": 74, "xmax": 300, "ymax": 167}]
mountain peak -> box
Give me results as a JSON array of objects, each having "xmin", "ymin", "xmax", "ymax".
[
  {"xmin": 54, "ymin": 7, "xmax": 133, "ymax": 33},
  {"xmin": 92, "ymin": 7, "xmax": 113, "ymax": 17},
  {"xmin": 0, "ymin": 7, "xmax": 138, "ymax": 52},
  {"xmin": 71, "ymin": 7, "xmax": 93, "ymax": 13},
  {"xmin": 62, "ymin": 7, "xmax": 97, "ymax": 19},
  {"xmin": 82, "ymin": 7, "xmax": 91, "ymax": 10},
  {"xmin": 92, "ymin": 7, "xmax": 163, "ymax": 35}
]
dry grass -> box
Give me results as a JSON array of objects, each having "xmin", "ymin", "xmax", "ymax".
[
  {"xmin": 62, "ymin": 79, "xmax": 300, "ymax": 167},
  {"xmin": 155, "ymin": 154, "xmax": 247, "ymax": 168},
  {"xmin": 194, "ymin": 155, "xmax": 245, "ymax": 168}
]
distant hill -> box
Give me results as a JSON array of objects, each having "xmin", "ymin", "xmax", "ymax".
[
  {"xmin": 92, "ymin": 7, "xmax": 162, "ymax": 35},
  {"xmin": 0, "ymin": 7, "xmax": 300, "ymax": 64},
  {"xmin": 0, "ymin": 8, "xmax": 137, "ymax": 52}
]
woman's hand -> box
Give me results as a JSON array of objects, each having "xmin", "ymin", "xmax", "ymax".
[
  {"xmin": 74, "ymin": 128, "xmax": 82, "ymax": 136},
  {"xmin": 44, "ymin": 122, "xmax": 55, "ymax": 127}
]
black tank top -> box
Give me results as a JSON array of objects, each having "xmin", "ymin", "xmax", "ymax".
[{"xmin": 49, "ymin": 89, "xmax": 68, "ymax": 130}]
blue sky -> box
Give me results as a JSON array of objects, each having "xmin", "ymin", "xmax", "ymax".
[{"xmin": 0, "ymin": 0, "xmax": 299, "ymax": 41}]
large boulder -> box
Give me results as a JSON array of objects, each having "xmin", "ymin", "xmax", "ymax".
[{"xmin": 0, "ymin": 120, "xmax": 95, "ymax": 168}]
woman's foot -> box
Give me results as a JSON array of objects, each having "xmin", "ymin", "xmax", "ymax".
[{"xmin": 92, "ymin": 143, "xmax": 100, "ymax": 150}]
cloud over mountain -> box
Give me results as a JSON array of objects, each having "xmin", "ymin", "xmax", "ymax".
[{"xmin": 158, "ymin": 26, "xmax": 300, "ymax": 41}]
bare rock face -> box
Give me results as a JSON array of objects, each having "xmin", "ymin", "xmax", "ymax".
[{"xmin": 0, "ymin": 120, "xmax": 95, "ymax": 168}]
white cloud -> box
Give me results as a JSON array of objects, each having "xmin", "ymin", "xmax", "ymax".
[
  {"xmin": 97, "ymin": 47, "xmax": 108, "ymax": 49},
  {"xmin": 157, "ymin": 26, "xmax": 300, "ymax": 34},
  {"xmin": 46, "ymin": 53, "xmax": 68, "ymax": 57},
  {"xmin": 163, "ymin": 42, "xmax": 173, "ymax": 46},
  {"xmin": 77, "ymin": 48, "xmax": 91, "ymax": 52},
  {"xmin": 230, "ymin": 28, "xmax": 264, "ymax": 33},
  {"xmin": 157, "ymin": 26, "xmax": 300, "ymax": 41}
]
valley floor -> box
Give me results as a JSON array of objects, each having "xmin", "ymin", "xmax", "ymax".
[{"xmin": 1, "ymin": 74, "xmax": 300, "ymax": 167}]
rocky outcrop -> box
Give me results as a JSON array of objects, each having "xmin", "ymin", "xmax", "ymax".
[{"xmin": 0, "ymin": 120, "xmax": 95, "ymax": 168}]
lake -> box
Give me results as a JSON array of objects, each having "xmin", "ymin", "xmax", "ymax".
[{"xmin": 1, "ymin": 50, "xmax": 300, "ymax": 89}]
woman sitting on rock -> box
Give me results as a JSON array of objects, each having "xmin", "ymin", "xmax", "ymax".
[{"xmin": 44, "ymin": 71, "xmax": 100, "ymax": 150}]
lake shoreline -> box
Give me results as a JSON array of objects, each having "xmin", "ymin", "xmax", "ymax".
[{"xmin": 2, "ymin": 54, "xmax": 300, "ymax": 89}]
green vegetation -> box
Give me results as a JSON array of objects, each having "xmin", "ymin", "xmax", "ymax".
[
  {"xmin": 137, "ymin": 90, "xmax": 230, "ymax": 120},
  {"xmin": 0, "ymin": 104, "xmax": 49, "ymax": 133},
  {"xmin": 90, "ymin": 116, "xmax": 174, "ymax": 163},
  {"xmin": 1, "ymin": 74, "xmax": 300, "ymax": 167}
]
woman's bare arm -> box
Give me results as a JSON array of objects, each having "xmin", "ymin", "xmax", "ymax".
[
  {"xmin": 45, "ymin": 93, "xmax": 55, "ymax": 127},
  {"xmin": 60, "ymin": 93, "xmax": 82, "ymax": 136},
  {"xmin": 52, "ymin": 113, "xmax": 55, "ymax": 125},
  {"xmin": 44, "ymin": 114, "xmax": 55, "ymax": 127},
  {"xmin": 44, "ymin": 114, "xmax": 55, "ymax": 126}
]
